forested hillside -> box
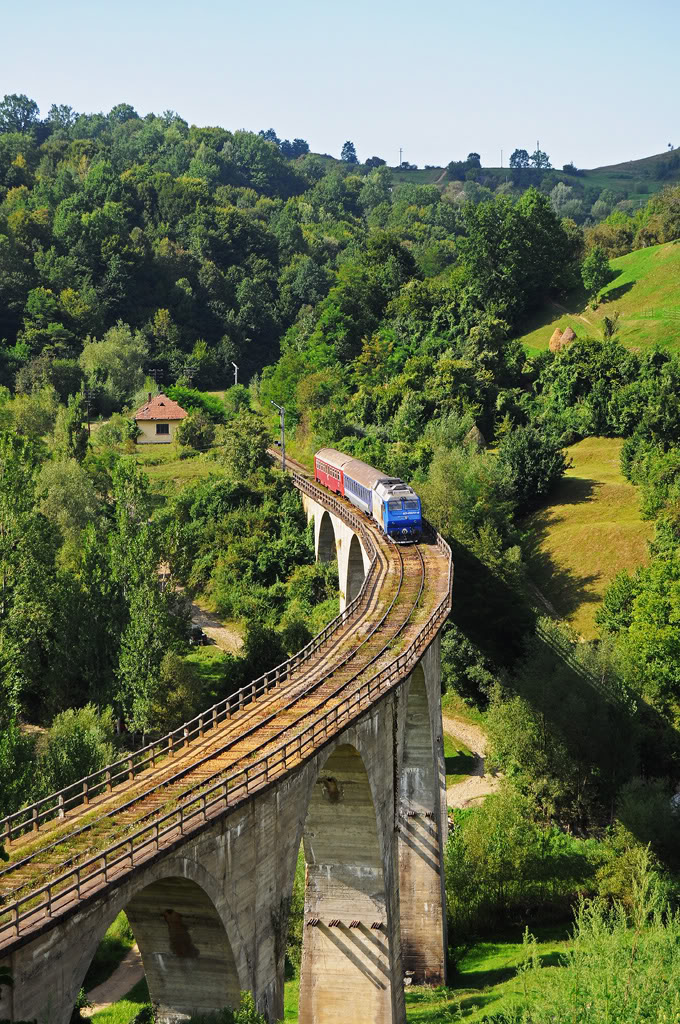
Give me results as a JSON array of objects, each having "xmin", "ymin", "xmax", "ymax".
[{"xmin": 5, "ymin": 92, "xmax": 680, "ymax": 1022}]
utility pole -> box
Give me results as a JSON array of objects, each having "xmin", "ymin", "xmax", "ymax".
[
  {"xmin": 232, "ymin": 362, "xmax": 239, "ymax": 387},
  {"xmin": 399, "ymin": 147, "xmax": 402, "ymax": 167},
  {"xmin": 148, "ymin": 368, "xmax": 163, "ymax": 392},
  {"xmin": 500, "ymin": 148, "xmax": 503, "ymax": 169},
  {"xmin": 270, "ymin": 401, "xmax": 285, "ymax": 472}
]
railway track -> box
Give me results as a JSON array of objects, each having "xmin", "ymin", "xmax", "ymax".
[{"xmin": 0, "ymin": 480, "xmax": 437, "ymax": 943}]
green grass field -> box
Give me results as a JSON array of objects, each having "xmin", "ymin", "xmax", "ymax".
[
  {"xmin": 525, "ymin": 437, "xmax": 652, "ymax": 639},
  {"xmin": 443, "ymin": 732, "xmax": 476, "ymax": 786},
  {"xmin": 132, "ymin": 442, "xmax": 224, "ymax": 498},
  {"xmin": 90, "ymin": 978, "xmax": 149, "ymax": 1024},
  {"xmin": 281, "ymin": 923, "xmax": 572, "ymax": 1022},
  {"xmin": 83, "ymin": 912, "xmax": 136, "ymax": 992},
  {"xmin": 518, "ymin": 240, "xmax": 680, "ymax": 355}
]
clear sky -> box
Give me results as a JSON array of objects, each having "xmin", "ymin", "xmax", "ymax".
[{"xmin": 3, "ymin": 0, "xmax": 678, "ymax": 170}]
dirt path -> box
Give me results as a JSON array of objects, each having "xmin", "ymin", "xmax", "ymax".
[
  {"xmin": 442, "ymin": 714, "xmax": 500, "ymax": 808},
  {"xmin": 83, "ymin": 945, "xmax": 144, "ymax": 1016},
  {"xmin": 550, "ymin": 299, "xmax": 592, "ymax": 326},
  {"xmin": 191, "ymin": 602, "xmax": 243, "ymax": 654}
]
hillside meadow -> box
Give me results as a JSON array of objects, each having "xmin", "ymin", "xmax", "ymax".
[
  {"xmin": 524, "ymin": 437, "xmax": 652, "ymax": 639},
  {"xmin": 518, "ymin": 240, "xmax": 680, "ymax": 354}
]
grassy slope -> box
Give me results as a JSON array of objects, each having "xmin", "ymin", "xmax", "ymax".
[
  {"xmin": 443, "ymin": 732, "xmax": 476, "ymax": 786},
  {"xmin": 283, "ymin": 925, "xmax": 572, "ymax": 1022},
  {"xmin": 90, "ymin": 978, "xmax": 149, "ymax": 1024},
  {"xmin": 518, "ymin": 240, "xmax": 680, "ymax": 355},
  {"xmin": 83, "ymin": 913, "xmax": 136, "ymax": 992},
  {"xmin": 525, "ymin": 437, "xmax": 652, "ymax": 639}
]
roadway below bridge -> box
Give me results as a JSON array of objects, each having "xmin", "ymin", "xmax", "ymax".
[{"xmin": 0, "ymin": 473, "xmax": 451, "ymax": 960}]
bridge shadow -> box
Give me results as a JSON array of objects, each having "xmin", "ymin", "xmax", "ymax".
[
  {"xmin": 447, "ymin": 540, "xmax": 680, "ymax": 856},
  {"xmin": 523, "ymin": 477, "xmax": 604, "ymax": 620}
]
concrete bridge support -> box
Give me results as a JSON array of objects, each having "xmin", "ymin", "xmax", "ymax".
[
  {"xmin": 396, "ymin": 640, "xmax": 448, "ymax": 985},
  {"xmin": 298, "ymin": 743, "xmax": 398, "ymax": 1024},
  {"xmin": 0, "ymin": 639, "xmax": 446, "ymax": 1024},
  {"xmin": 302, "ymin": 495, "xmax": 372, "ymax": 612}
]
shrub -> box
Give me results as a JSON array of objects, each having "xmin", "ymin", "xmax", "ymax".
[{"xmin": 497, "ymin": 425, "xmax": 569, "ymax": 513}]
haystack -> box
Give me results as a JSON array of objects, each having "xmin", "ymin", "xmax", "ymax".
[
  {"xmin": 465, "ymin": 424, "xmax": 487, "ymax": 450},
  {"xmin": 561, "ymin": 326, "xmax": 576, "ymax": 344},
  {"xmin": 549, "ymin": 328, "xmax": 564, "ymax": 352}
]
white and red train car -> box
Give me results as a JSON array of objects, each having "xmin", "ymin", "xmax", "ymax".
[{"xmin": 313, "ymin": 447, "xmax": 422, "ymax": 542}]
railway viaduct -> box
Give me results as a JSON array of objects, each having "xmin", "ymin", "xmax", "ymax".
[{"xmin": 0, "ymin": 466, "xmax": 453, "ymax": 1024}]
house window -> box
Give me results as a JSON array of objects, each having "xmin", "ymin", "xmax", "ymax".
[{"xmin": 156, "ymin": 423, "xmax": 170, "ymax": 435}]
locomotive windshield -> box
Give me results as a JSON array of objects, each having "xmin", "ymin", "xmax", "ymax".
[
  {"xmin": 404, "ymin": 500, "xmax": 419, "ymax": 510},
  {"xmin": 388, "ymin": 500, "xmax": 402, "ymax": 511}
]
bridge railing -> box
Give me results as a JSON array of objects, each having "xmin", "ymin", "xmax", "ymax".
[
  {"xmin": 0, "ymin": 528, "xmax": 452, "ymax": 943},
  {"xmin": 0, "ymin": 478, "xmax": 378, "ymax": 848}
]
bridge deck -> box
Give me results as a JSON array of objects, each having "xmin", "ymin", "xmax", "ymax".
[{"xmin": 0, "ymin": 475, "xmax": 452, "ymax": 952}]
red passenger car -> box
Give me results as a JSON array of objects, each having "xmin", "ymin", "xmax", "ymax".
[{"xmin": 314, "ymin": 448, "xmax": 354, "ymax": 495}]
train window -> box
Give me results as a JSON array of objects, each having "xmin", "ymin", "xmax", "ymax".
[
  {"xmin": 404, "ymin": 500, "xmax": 419, "ymax": 511},
  {"xmin": 388, "ymin": 500, "xmax": 402, "ymax": 511}
]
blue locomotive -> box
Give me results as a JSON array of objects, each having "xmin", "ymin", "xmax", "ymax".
[{"xmin": 314, "ymin": 448, "xmax": 422, "ymax": 542}]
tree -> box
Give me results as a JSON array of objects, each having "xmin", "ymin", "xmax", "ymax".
[
  {"xmin": 176, "ymin": 410, "xmax": 216, "ymax": 450},
  {"xmin": 365, "ymin": 156, "xmax": 386, "ymax": 168},
  {"xmin": 341, "ymin": 140, "xmax": 358, "ymax": 164},
  {"xmin": 37, "ymin": 459, "xmax": 100, "ymax": 544},
  {"xmin": 581, "ymin": 245, "xmax": 613, "ymax": 298},
  {"xmin": 0, "ymin": 94, "xmax": 39, "ymax": 134},
  {"xmin": 467, "ymin": 152, "xmax": 481, "ymax": 168},
  {"xmin": 79, "ymin": 322, "xmax": 147, "ymax": 412},
  {"xmin": 215, "ymin": 410, "xmax": 270, "ymax": 477},
  {"xmin": 497, "ymin": 425, "xmax": 569, "ymax": 512},
  {"xmin": 51, "ymin": 392, "xmax": 89, "ymax": 461},
  {"xmin": 509, "ymin": 148, "xmax": 530, "ymax": 169},
  {"xmin": 46, "ymin": 104, "xmax": 79, "ymax": 132},
  {"xmin": 602, "ymin": 310, "xmax": 621, "ymax": 340},
  {"xmin": 258, "ymin": 128, "xmax": 280, "ymax": 145},
  {"xmin": 530, "ymin": 148, "xmax": 551, "ymax": 170},
  {"xmin": 37, "ymin": 705, "xmax": 115, "ymax": 795}
]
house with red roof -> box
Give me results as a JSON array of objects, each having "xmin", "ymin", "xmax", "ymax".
[{"xmin": 133, "ymin": 392, "xmax": 188, "ymax": 444}]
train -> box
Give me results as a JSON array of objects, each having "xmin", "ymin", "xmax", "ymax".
[{"xmin": 314, "ymin": 448, "xmax": 422, "ymax": 542}]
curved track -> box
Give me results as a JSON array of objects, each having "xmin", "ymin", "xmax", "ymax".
[{"xmin": 0, "ymin": 472, "xmax": 451, "ymax": 949}]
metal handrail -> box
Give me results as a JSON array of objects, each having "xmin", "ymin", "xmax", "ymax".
[
  {"xmin": 1, "ymin": 476, "xmax": 378, "ymax": 846},
  {"xmin": 0, "ymin": 530, "xmax": 452, "ymax": 943}
]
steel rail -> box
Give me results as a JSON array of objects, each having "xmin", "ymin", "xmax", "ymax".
[
  {"xmin": 0, "ymin": 483, "xmax": 451, "ymax": 947},
  {"xmin": 0, "ymin": 477, "xmax": 377, "ymax": 846},
  {"xmin": 0, "ymin": 521, "xmax": 396, "ymax": 893},
  {"xmin": 0, "ymin": 536, "xmax": 449, "ymax": 947},
  {"xmin": 1, "ymin": 529, "xmax": 420, "ymax": 901}
]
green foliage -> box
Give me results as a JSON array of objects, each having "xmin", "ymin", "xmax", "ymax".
[
  {"xmin": 37, "ymin": 704, "xmax": 115, "ymax": 794},
  {"xmin": 485, "ymin": 621, "xmax": 639, "ymax": 826},
  {"xmin": 420, "ymin": 445, "xmax": 519, "ymax": 573},
  {"xmin": 580, "ymin": 244, "xmax": 613, "ymax": 297},
  {"xmin": 496, "ymin": 426, "xmax": 569, "ymax": 513},
  {"xmin": 0, "ymin": 717, "xmax": 36, "ymax": 817},
  {"xmin": 446, "ymin": 785, "xmax": 601, "ymax": 940},
  {"xmin": 496, "ymin": 849, "xmax": 680, "ymax": 1024},
  {"xmin": 83, "ymin": 912, "xmax": 136, "ymax": 992},
  {"xmin": 176, "ymin": 410, "xmax": 216, "ymax": 450},
  {"xmin": 187, "ymin": 992, "xmax": 269, "ymax": 1024},
  {"xmin": 166, "ymin": 385, "xmax": 226, "ymax": 423},
  {"xmin": 214, "ymin": 410, "xmax": 271, "ymax": 478},
  {"xmin": 80, "ymin": 323, "xmax": 147, "ymax": 414}
]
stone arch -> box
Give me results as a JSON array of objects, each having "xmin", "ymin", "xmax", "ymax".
[
  {"xmin": 318, "ymin": 509, "xmax": 337, "ymax": 563},
  {"xmin": 298, "ymin": 742, "xmax": 394, "ymax": 1024},
  {"xmin": 68, "ymin": 859, "xmax": 244, "ymax": 1024},
  {"xmin": 345, "ymin": 532, "xmax": 365, "ymax": 605},
  {"xmin": 398, "ymin": 663, "xmax": 446, "ymax": 984}
]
